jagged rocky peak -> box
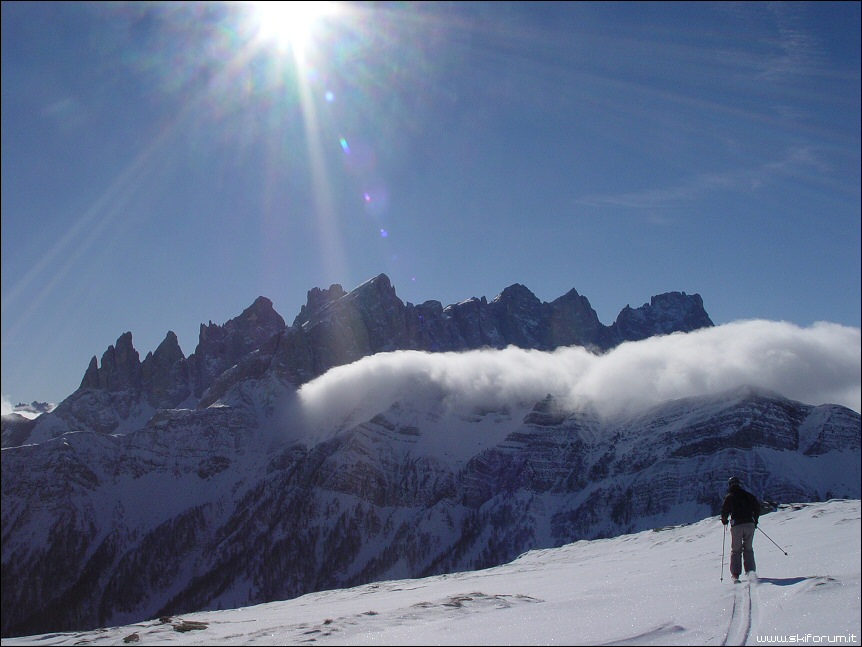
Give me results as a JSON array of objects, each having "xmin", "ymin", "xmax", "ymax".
[
  {"xmin": 550, "ymin": 288, "xmax": 601, "ymax": 323},
  {"xmin": 293, "ymin": 275, "xmax": 401, "ymax": 331},
  {"xmin": 492, "ymin": 283, "xmax": 543, "ymax": 316},
  {"xmin": 490, "ymin": 284, "xmax": 544, "ymax": 347},
  {"xmin": 244, "ymin": 295, "xmax": 283, "ymax": 326},
  {"xmin": 80, "ymin": 356, "xmax": 100, "ymax": 390},
  {"xmin": 145, "ymin": 330, "xmax": 185, "ymax": 365},
  {"xmin": 199, "ymin": 296, "xmax": 285, "ymax": 343},
  {"xmin": 347, "ymin": 273, "xmax": 400, "ymax": 306},
  {"xmin": 190, "ymin": 296, "xmax": 286, "ymax": 397},
  {"xmin": 546, "ymin": 288, "xmax": 606, "ymax": 349},
  {"xmin": 79, "ymin": 331, "xmax": 142, "ymax": 393},
  {"xmin": 611, "ymin": 291, "xmax": 713, "ymax": 343},
  {"xmin": 293, "ymin": 283, "xmax": 348, "ymax": 328},
  {"xmin": 303, "ymin": 274, "xmax": 405, "ymax": 327},
  {"xmin": 294, "ymin": 273, "xmax": 414, "ymax": 373},
  {"xmin": 139, "ymin": 331, "xmax": 184, "ymax": 383},
  {"xmin": 72, "ymin": 278, "xmax": 714, "ymax": 406},
  {"xmin": 76, "ymin": 330, "xmax": 190, "ymax": 408},
  {"xmin": 442, "ymin": 296, "xmax": 488, "ymax": 319},
  {"xmin": 647, "ymin": 292, "xmax": 712, "ymax": 329},
  {"xmin": 72, "ymin": 296, "xmax": 288, "ymax": 409},
  {"xmin": 141, "ymin": 331, "xmax": 190, "ymax": 409},
  {"xmin": 244, "ymin": 295, "xmax": 287, "ymax": 341},
  {"xmin": 494, "ymin": 283, "xmax": 539, "ymax": 303}
]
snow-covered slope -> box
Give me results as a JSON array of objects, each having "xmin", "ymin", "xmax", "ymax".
[
  {"xmin": 3, "ymin": 499, "xmax": 858, "ymax": 646},
  {"xmin": 2, "ymin": 381, "xmax": 858, "ymax": 639}
]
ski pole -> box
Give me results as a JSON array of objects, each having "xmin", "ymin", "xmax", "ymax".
[
  {"xmin": 757, "ymin": 525, "xmax": 788, "ymax": 555},
  {"xmin": 721, "ymin": 523, "xmax": 727, "ymax": 581}
]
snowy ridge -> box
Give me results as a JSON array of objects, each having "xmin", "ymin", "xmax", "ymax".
[{"xmin": 3, "ymin": 499, "xmax": 858, "ymax": 646}]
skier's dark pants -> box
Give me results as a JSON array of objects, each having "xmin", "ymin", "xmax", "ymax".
[{"xmin": 730, "ymin": 522, "xmax": 756, "ymax": 577}]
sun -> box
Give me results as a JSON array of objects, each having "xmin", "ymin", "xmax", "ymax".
[{"xmin": 248, "ymin": 1, "xmax": 336, "ymax": 55}]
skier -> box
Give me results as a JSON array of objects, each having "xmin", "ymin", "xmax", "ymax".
[{"xmin": 721, "ymin": 476, "xmax": 760, "ymax": 583}]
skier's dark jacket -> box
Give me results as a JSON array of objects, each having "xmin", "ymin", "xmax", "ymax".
[{"xmin": 721, "ymin": 485, "xmax": 761, "ymax": 526}]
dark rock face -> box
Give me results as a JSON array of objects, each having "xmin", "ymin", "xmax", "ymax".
[
  {"xmin": 189, "ymin": 296, "xmax": 286, "ymax": 398},
  {"xmin": 298, "ymin": 275, "xmax": 412, "ymax": 374},
  {"xmin": 292, "ymin": 284, "xmax": 348, "ymax": 328},
  {"xmin": 406, "ymin": 300, "xmax": 462, "ymax": 352},
  {"xmin": 292, "ymin": 274, "xmax": 712, "ymax": 372},
  {"xmin": 79, "ymin": 332, "xmax": 142, "ymax": 392},
  {"xmin": 544, "ymin": 288, "xmax": 610, "ymax": 349},
  {"xmin": 444, "ymin": 296, "xmax": 503, "ymax": 349},
  {"xmin": 609, "ymin": 292, "xmax": 714, "ymax": 344},
  {"xmin": 141, "ymin": 331, "xmax": 191, "ymax": 409},
  {"xmin": 488, "ymin": 284, "xmax": 544, "ymax": 348}
]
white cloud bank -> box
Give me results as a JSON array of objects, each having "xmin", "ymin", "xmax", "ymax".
[{"xmin": 297, "ymin": 320, "xmax": 861, "ymax": 427}]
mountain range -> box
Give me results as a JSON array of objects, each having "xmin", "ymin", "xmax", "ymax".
[
  {"xmin": 2, "ymin": 274, "xmax": 859, "ymax": 638},
  {"xmin": 3, "ymin": 273, "xmax": 716, "ymax": 448}
]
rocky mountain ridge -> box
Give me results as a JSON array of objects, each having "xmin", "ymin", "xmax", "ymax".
[{"xmin": 3, "ymin": 274, "xmax": 713, "ymax": 448}]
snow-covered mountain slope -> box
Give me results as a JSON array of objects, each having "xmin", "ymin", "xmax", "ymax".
[
  {"xmin": 3, "ymin": 499, "xmax": 858, "ymax": 646},
  {"xmin": 2, "ymin": 381, "xmax": 858, "ymax": 639}
]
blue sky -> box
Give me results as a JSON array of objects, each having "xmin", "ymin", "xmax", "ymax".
[{"xmin": 2, "ymin": 1, "xmax": 860, "ymax": 406}]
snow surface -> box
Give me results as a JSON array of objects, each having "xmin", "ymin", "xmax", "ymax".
[{"xmin": 3, "ymin": 499, "xmax": 858, "ymax": 646}]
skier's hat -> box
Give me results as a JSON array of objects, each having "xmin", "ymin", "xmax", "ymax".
[{"xmin": 728, "ymin": 476, "xmax": 741, "ymax": 487}]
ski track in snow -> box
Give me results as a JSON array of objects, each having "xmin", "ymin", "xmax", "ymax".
[
  {"xmin": 597, "ymin": 623, "xmax": 687, "ymax": 646},
  {"xmin": 722, "ymin": 579, "xmax": 753, "ymax": 646},
  {"xmin": 749, "ymin": 575, "xmax": 765, "ymax": 647}
]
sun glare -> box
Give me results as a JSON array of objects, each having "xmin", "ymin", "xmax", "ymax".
[{"xmin": 249, "ymin": 1, "xmax": 336, "ymax": 54}]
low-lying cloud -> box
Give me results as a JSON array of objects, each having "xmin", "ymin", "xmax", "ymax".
[
  {"xmin": 1, "ymin": 395, "xmax": 15, "ymax": 417},
  {"xmin": 1, "ymin": 395, "xmax": 49, "ymax": 419},
  {"xmin": 297, "ymin": 320, "xmax": 861, "ymax": 428}
]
